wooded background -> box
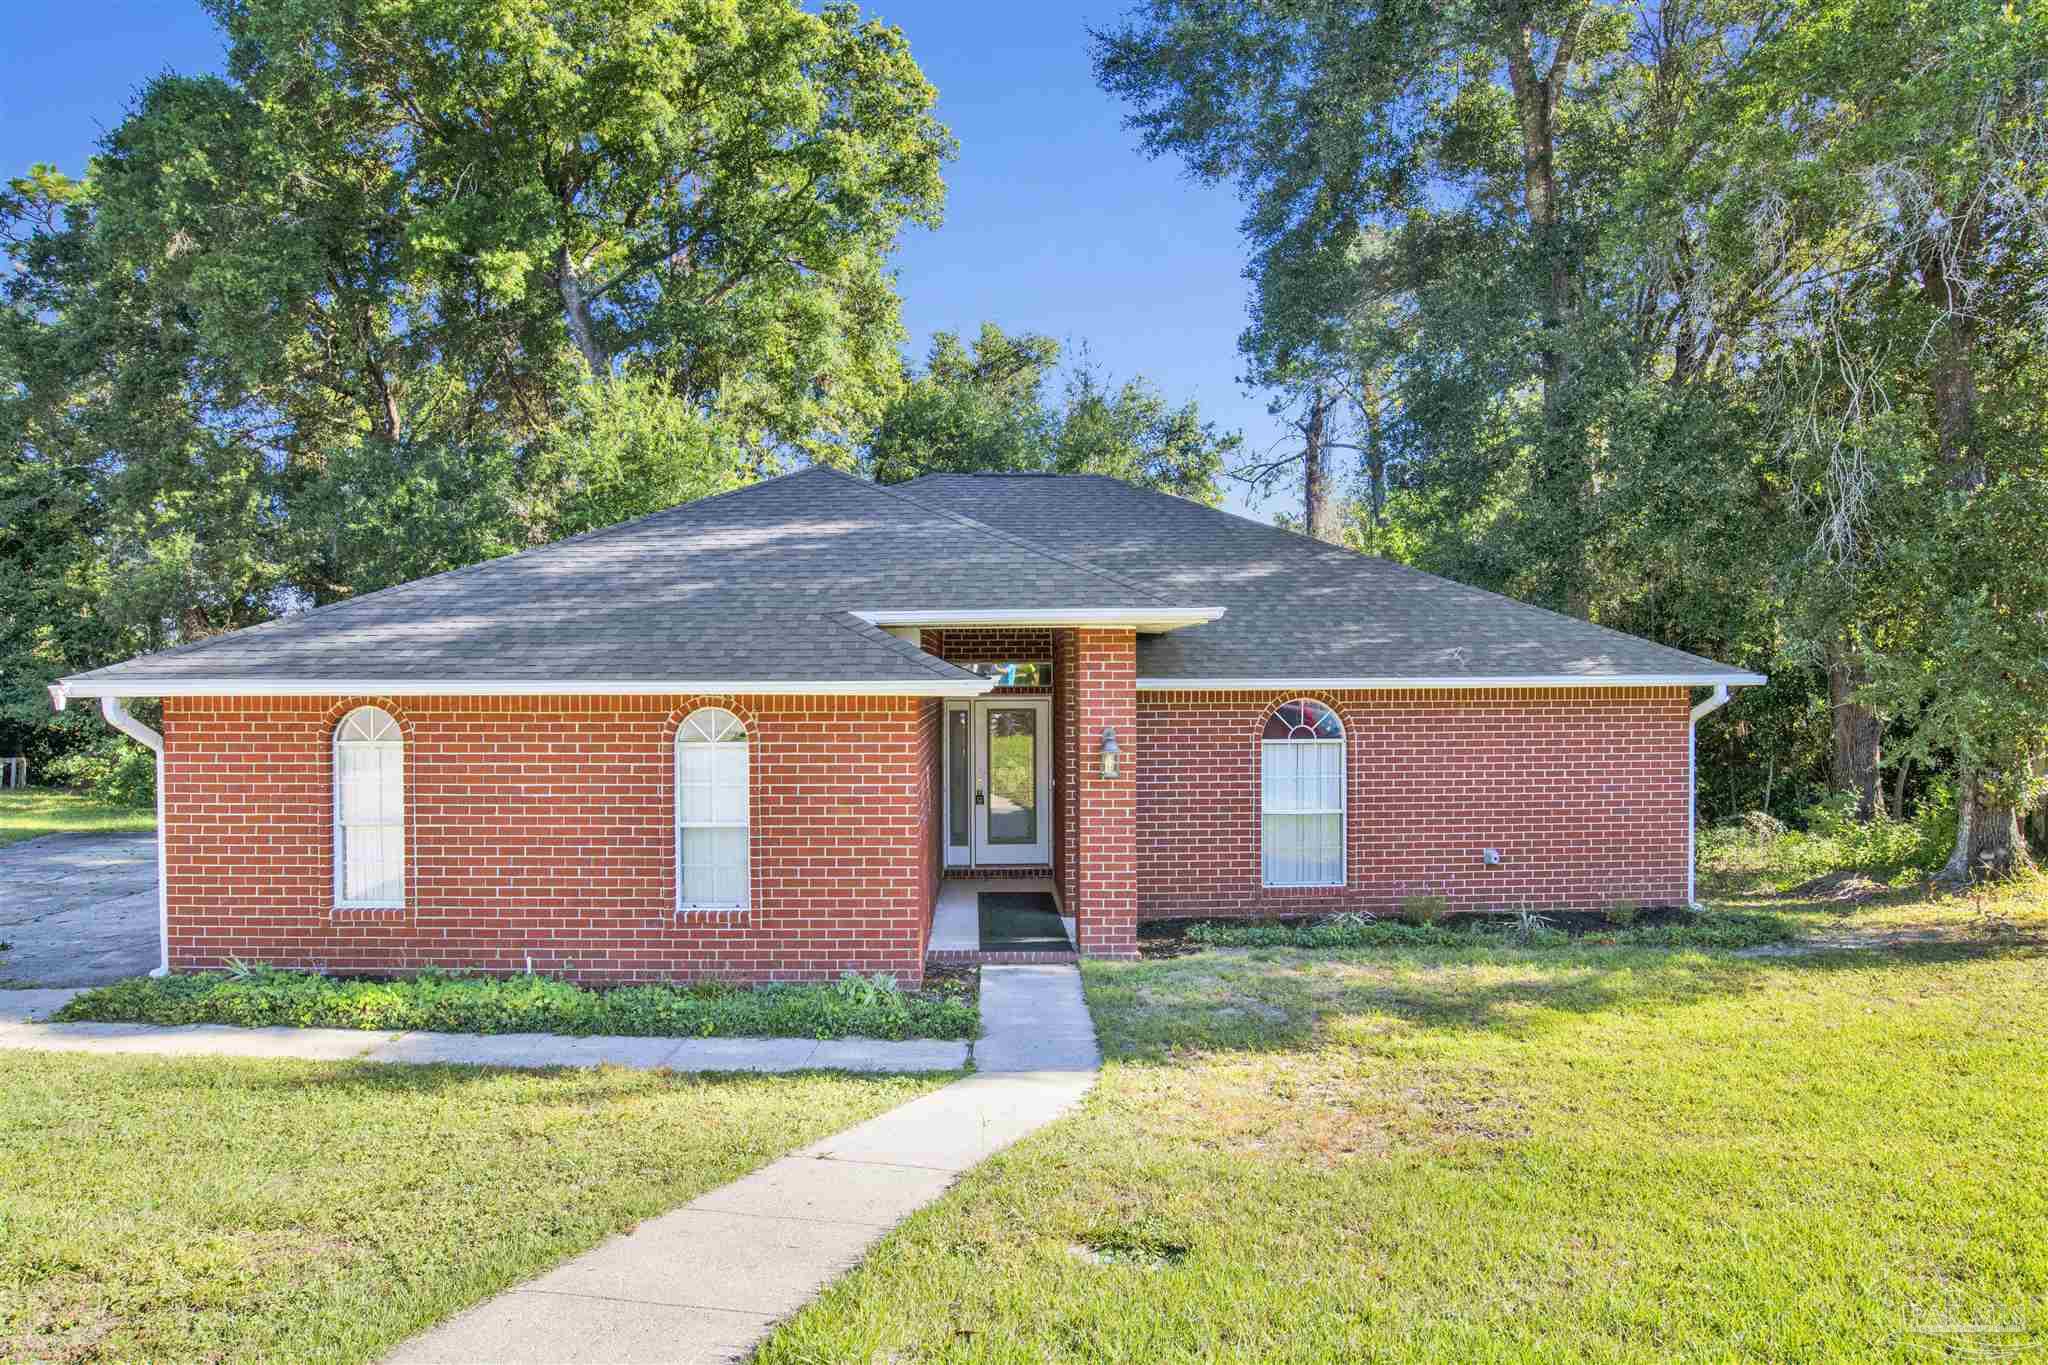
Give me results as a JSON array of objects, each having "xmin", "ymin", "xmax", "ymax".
[{"xmin": 5, "ymin": 0, "xmax": 2044, "ymax": 878}]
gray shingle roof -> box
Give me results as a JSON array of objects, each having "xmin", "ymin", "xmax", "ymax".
[
  {"xmin": 58, "ymin": 469, "xmax": 1203, "ymax": 695},
  {"xmin": 59, "ymin": 467, "xmax": 1759, "ymax": 697},
  {"xmin": 898, "ymin": 474, "xmax": 1762, "ymax": 686}
]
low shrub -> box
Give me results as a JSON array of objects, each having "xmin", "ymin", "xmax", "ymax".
[
  {"xmin": 1605, "ymin": 900, "xmax": 1641, "ymax": 927},
  {"xmin": 1180, "ymin": 907, "xmax": 1796, "ymax": 953},
  {"xmin": 1396, "ymin": 894, "xmax": 1450, "ymax": 927},
  {"xmin": 1492, "ymin": 908, "xmax": 1566, "ymax": 945},
  {"xmin": 44, "ymin": 736, "xmax": 156, "ymax": 808},
  {"xmin": 1185, "ymin": 914, "xmax": 1463, "ymax": 949},
  {"xmin": 55, "ymin": 966, "xmax": 979, "ymax": 1041},
  {"xmin": 1700, "ymin": 786, "xmax": 1955, "ymax": 894}
]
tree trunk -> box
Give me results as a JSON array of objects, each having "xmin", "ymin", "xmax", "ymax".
[
  {"xmin": 1940, "ymin": 769, "xmax": 2029, "ymax": 883},
  {"xmin": 1826, "ymin": 648, "xmax": 1882, "ymax": 820},
  {"xmin": 1362, "ymin": 380, "xmax": 1388, "ymax": 528},
  {"xmin": 555, "ymin": 245, "xmax": 609, "ymax": 380},
  {"xmin": 1505, "ymin": 10, "xmax": 1592, "ymax": 616},
  {"xmin": 1505, "ymin": 23, "xmax": 1572, "ymax": 420},
  {"xmin": 1891, "ymin": 754, "xmax": 1913, "ymax": 820},
  {"xmin": 1301, "ymin": 387, "xmax": 1340, "ymax": 543}
]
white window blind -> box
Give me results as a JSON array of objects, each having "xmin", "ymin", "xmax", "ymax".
[
  {"xmin": 334, "ymin": 707, "xmax": 405, "ymax": 907},
  {"xmin": 677, "ymin": 708, "xmax": 749, "ymax": 909},
  {"xmin": 1261, "ymin": 734, "xmax": 1345, "ymax": 888}
]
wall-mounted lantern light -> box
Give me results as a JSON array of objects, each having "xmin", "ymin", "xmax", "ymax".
[{"xmin": 1099, "ymin": 727, "xmax": 1122, "ymax": 779}]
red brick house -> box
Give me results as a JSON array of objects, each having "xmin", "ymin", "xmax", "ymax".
[{"xmin": 51, "ymin": 470, "xmax": 1761, "ymax": 984}]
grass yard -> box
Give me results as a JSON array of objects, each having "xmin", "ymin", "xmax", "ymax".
[
  {"xmin": 0, "ymin": 789, "xmax": 154, "ymax": 849},
  {"xmin": 0, "ymin": 1053, "xmax": 944, "ymax": 1362},
  {"xmin": 760, "ymin": 911, "xmax": 2048, "ymax": 1360}
]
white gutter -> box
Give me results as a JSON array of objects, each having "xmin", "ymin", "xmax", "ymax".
[
  {"xmin": 83, "ymin": 693, "xmax": 171, "ymax": 978},
  {"xmin": 1688, "ymin": 684, "xmax": 1734, "ymax": 909},
  {"xmin": 49, "ymin": 677, "xmax": 995, "ymax": 704},
  {"xmin": 854, "ymin": 607, "xmax": 1226, "ymax": 633},
  {"xmin": 1137, "ymin": 672, "xmax": 1769, "ymax": 691}
]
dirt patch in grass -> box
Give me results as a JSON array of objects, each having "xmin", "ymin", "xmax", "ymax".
[{"xmin": 1781, "ymin": 869, "xmax": 1896, "ymax": 902}]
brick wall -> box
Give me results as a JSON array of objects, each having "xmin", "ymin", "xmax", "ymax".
[
  {"xmin": 921, "ymin": 628, "xmax": 1054, "ymax": 695},
  {"xmin": 1052, "ymin": 629, "xmax": 1076, "ymax": 905},
  {"xmin": 1070, "ymin": 629, "xmax": 1139, "ymax": 957},
  {"xmin": 915, "ymin": 697, "xmax": 941, "ymax": 960},
  {"xmin": 159, "ymin": 693, "xmax": 936, "ymax": 984},
  {"xmin": 1137, "ymin": 687, "xmax": 1693, "ymax": 917}
]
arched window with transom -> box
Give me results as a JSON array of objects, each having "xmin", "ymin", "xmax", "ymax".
[
  {"xmin": 1260, "ymin": 699, "xmax": 1345, "ymax": 888},
  {"xmin": 676, "ymin": 707, "xmax": 750, "ymax": 909},
  {"xmin": 334, "ymin": 706, "xmax": 405, "ymax": 907}
]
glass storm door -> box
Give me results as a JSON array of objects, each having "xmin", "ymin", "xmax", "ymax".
[{"xmin": 946, "ymin": 698, "xmax": 1052, "ymax": 866}]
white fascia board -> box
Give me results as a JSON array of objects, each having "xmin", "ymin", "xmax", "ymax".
[
  {"xmin": 853, "ymin": 607, "xmax": 1226, "ymax": 632},
  {"xmin": 1135, "ymin": 673, "xmax": 1769, "ymax": 691},
  {"xmin": 50, "ymin": 677, "xmax": 995, "ymax": 704}
]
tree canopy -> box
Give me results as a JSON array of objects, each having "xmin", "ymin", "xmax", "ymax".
[
  {"xmin": 863, "ymin": 322, "xmax": 1235, "ymax": 500},
  {"xmin": 1097, "ymin": 0, "xmax": 2048, "ymax": 872}
]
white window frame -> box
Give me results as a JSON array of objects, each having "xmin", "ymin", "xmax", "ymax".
[
  {"xmin": 333, "ymin": 705, "xmax": 406, "ymax": 909},
  {"xmin": 1260, "ymin": 701, "xmax": 1347, "ymax": 889},
  {"xmin": 676, "ymin": 707, "xmax": 750, "ymax": 911}
]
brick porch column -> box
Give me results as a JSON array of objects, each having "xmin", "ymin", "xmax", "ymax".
[{"xmin": 1071, "ymin": 628, "xmax": 1138, "ymax": 958}]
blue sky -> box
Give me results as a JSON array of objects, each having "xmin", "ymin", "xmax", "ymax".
[{"xmin": 2, "ymin": 0, "xmax": 1288, "ymax": 518}]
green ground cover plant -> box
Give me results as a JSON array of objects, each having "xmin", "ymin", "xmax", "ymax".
[{"xmin": 56, "ymin": 965, "xmax": 979, "ymax": 1040}]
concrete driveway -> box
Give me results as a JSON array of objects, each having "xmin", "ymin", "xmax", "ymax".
[{"xmin": 0, "ymin": 832, "xmax": 159, "ymax": 986}]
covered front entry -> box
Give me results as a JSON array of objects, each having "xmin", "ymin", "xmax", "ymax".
[{"xmin": 942, "ymin": 697, "xmax": 1053, "ymax": 867}]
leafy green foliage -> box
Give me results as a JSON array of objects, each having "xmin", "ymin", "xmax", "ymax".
[
  {"xmin": 1094, "ymin": 0, "xmax": 2048, "ymax": 866},
  {"xmin": 42, "ymin": 736, "xmax": 155, "ymax": 808},
  {"xmin": 1698, "ymin": 788, "xmax": 1959, "ymax": 895},
  {"xmin": 1395, "ymin": 894, "xmax": 1449, "ymax": 927},
  {"xmin": 864, "ymin": 322, "xmax": 1233, "ymax": 499},
  {"xmin": 1, "ymin": 0, "xmax": 957, "ymax": 775},
  {"xmin": 57, "ymin": 966, "xmax": 979, "ymax": 1041}
]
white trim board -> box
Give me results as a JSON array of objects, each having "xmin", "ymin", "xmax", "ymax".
[
  {"xmin": 1135, "ymin": 673, "xmax": 1768, "ymax": 691},
  {"xmin": 50, "ymin": 677, "xmax": 994, "ymax": 707},
  {"xmin": 853, "ymin": 607, "xmax": 1225, "ymax": 632}
]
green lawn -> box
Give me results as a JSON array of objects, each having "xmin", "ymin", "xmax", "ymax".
[
  {"xmin": 0, "ymin": 1054, "xmax": 944, "ymax": 1362},
  {"xmin": 0, "ymin": 788, "xmax": 154, "ymax": 849},
  {"xmin": 760, "ymin": 931, "xmax": 2048, "ymax": 1361}
]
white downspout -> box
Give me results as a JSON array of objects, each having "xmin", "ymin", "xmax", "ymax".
[
  {"xmin": 49, "ymin": 685, "xmax": 169, "ymax": 977},
  {"xmin": 1688, "ymin": 684, "xmax": 1731, "ymax": 910}
]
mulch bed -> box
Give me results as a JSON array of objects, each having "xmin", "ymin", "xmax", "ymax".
[
  {"xmin": 920, "ymin": 960, "xmax": 980, "ymax": 1002},
  {"xmin": 1135, "ymin": 907, "xmax": 1696, "ymax": 959}
]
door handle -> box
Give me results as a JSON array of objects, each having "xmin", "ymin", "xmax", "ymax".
[{"xmin": 974, "ymin": 791, "xmax": 985, "ymax": 805}]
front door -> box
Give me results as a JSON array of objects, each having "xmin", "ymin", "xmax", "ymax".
[{"xmin": 944, "ymin": 698, "xmax": 1052, "ymax": 867}]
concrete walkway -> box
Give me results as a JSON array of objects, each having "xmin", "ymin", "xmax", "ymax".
[
  {"xmin": 388, "ymin": 964, "xmax": 1101, "ymax": 1365},
  {"xmin": 0, "ymin": 989, "xmax": 967, "ymax": 1073},
  {"xmin": 0, "ymin": 832, "xmax": 159, "ymax": 985}
]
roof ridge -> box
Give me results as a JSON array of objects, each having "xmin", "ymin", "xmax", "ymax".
[
  {"xmin": 841, "ymin": 468, "xmax": 1188, "ymax": 608},
  {"xmin": 82, "ymin": 466, "xmax": 834, "ymax": 675}
]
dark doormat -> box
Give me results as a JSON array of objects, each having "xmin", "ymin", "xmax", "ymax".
[{"xmin": 977, "ymin": 891, "xmax": 1071, "ymax": 951}]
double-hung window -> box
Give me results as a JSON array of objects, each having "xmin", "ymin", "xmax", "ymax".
[
  {"xmin": 676, "ymin": 707, "xmax": 750, "ymax": 909},
  {"xmin": 1260, "ymin": 699, "xmax": 1345, "ymax": 888},
  {"xmin": 334, "ymin": 706, "xmax": 405, "ymax": 907}
]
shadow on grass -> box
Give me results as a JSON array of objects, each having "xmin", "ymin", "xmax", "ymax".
[{"xmin": 1084, "ymin": 940, "xmax": 2044, "ymax": 1063}]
